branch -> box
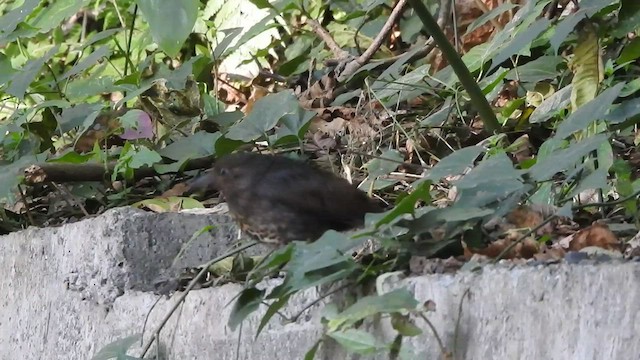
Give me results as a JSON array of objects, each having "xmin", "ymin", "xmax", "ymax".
[
  {"xmin": 337, "ymin": 0, "xmax": 408, "ymax": 82},
  {"xmin": 306, "ymin": 19, "xmax": 350, "ymax": 59},
  {"xmin": 23, "ymin": 155, "xmax": 216, "ymax": 185}
]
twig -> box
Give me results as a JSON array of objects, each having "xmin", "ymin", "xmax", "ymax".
[
  {"xmin": 51, "ymin": 182, "xmax": 90, "ymax": 216},
  {"xmin": 16, "ymin": 184, "xmax": 35, "ymax": 226},
  {"xmin": 139, "ymin": 240, "xmax": 259, "ymax": 357},
  {"xmin": 417, "ymin": 312, "xmax": 450, "ymax": 358},
  {"xmin": 452, "ymin": 288, "xmax": 470, "ymax": 360},
  {"xmin": 493, "ymin": 215, "xmax": 558, "ymax": 262},
  {"xmin": 22, "ymin": 154, "xmax": 217, "ymax": 185},
  {"xmin": 337, "ymin": 0, "xmax": 408, "ymax": 81},
  {"xmin": 289, "ymin": 282, "xmax": 352, "ymax": 322},
  {"xmin": 306, "ymin": 19, "xmax": 349, "ymax": 59}
]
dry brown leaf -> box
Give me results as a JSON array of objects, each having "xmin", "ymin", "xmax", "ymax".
[
  {"xmin": 242, "ymin": 85, "xmax": 269, "ymax": 115},
  {"xmin": 162, "ymin": 182, "xmax": 190, "ymax": 197},
  {"xmin": 558, "ymin": 223, "xmax": 620, "ymax": 252}
]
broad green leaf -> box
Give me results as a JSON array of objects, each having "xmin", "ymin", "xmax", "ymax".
[
  {"xmin": 256, "ymin": 294, "xmax": 291, "ymax": 337},
  {"xmin": 328, "ymin": 329, "xmax": 384, "ymax": 355},
  {"xmin": 505, "ymin": 56, "xmax": 563, "ymax": 82},
  {"xmin": 605, "ymin": 97, "xmax": 640, "ymax": 124},
  {"xmin": 529, "ymin": 85, "xmax": 572, "ymax": 123},
  {"xmin": 0, "ymin": 153, "xmax": 48, "ymax": 203},
  {"xmin": 612, "ymin": 0, "xmax": 640, "ymax": 38},
  {"xmin": 269, "ymin": 232, "xmax": 359, "ymax": 298},
  {"xmin": 0, "ymin": 0, "xmax": 40, "ymax": 34},
  {"xmin": 6, "ymin": 45, "xmax": 59, "ymax": 99},
  {"xmin": 129, "ymin": 146, "xmax": 162, "ymax": 169},
  {"xmin": 566, "ymin": 167, "xmax": 609, "ymax": 200},
  {"xmin": 420, "ymin": 101, "xmax": 453, "ymax": 126},
  {"xmin": 224, "ymin": 13, "xmax": 278, "ymax": 56},
  {"xmin": 391, "ymin": 313, "xmax": 422, "ymax": 337},
  {"xmin": 275, "ymin": 106, "xmax": 316, "ymax": 140},
  {"xmin": 528, "ymin": 134, "xmax": 608, "ymax": 181},
  {"xmin": 464, "ymin": 2, "xmax": 518, "ymax": 36},
  {"xmin": 422, "ymin": 146, "xmax": 485, "ymax": 182},
  {"xmin": 59, "ymin": 45, "xmax": 111, "ymax": 81},
  {"xmin": 91, "ymin": 334, "xmax": 142, "ymax": 360},
  {"xmin": 554, "ymin": 83, "xmax": 624, "ymax": 139},
  {"xmin": 374, "ymin": 65, "xmax": 431, "ymax": 101},
  {"xmin": 212, "ymin": 28, "xmax": 243, "ymax": 59},
  {"xmin": 48, "ymin": 150, "xmax": 93, "ymax": 164},
  {"xmin": 489, "ymin": 18, "xmax": 551, "ymax": 72},
  {"xmin": 58, "ymin": 103, "xmax": 104, "ymax": 134},
  {"xmin": 362, "ymin": 149, "xmax": 403, "ymax": 180},
  {"xmin": 137, "ymin": 0, "xmax": 198, "ymax": 57},
  {"xmin": 228, "ymin": 287, "xmax": 265, "ymax": 330},
  {"xmin": 226, "ymin": 90, "xmax": 300, "ymax": 141},
  {"xmin": 550, "ymin": 9, "xmax": 588, "ymax": 54},
  {"xmin": 158, "ymin": 131, "xmax": 219, "ymax": 160},
  {"xmin": 464, "ymin": 153, "xmax": 519, "ymax": 187},
  {"xmin": 374, "ymin": 180, "xmax": 432, "ymax": 228},
  {"xmin": 327, "ymin": 289, "xmax": 418, "ymax": 331},
  {"xmin": 30, "ymin": 0, "xmax": 89, "ymax": 33}
]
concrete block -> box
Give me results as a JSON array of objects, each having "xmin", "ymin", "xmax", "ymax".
[{"xmin": 1, "ymin": 207, "xmax": 639, "ymax": 360}]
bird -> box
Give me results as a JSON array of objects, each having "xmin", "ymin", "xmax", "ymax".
[{"xmin": 188, "ymin": 152, "xmax": 384, "ymax": 244}]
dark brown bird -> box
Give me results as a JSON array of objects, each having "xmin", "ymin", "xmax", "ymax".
[{"xmin": 189, "ymin": 152, "xmax": 383, "ymax": 244}]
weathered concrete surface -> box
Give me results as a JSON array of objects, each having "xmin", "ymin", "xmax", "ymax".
[{"xmin": 1, "ymin": 207, "xmax": 640, "ymax": 360}]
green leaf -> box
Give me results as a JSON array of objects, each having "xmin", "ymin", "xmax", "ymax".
[
  {"xmin": 137, "ymin": 0, "xmax": 198, "ymax": 57},
  {"xmin": 489, "ymin": 18, "xmax": 551, "ymax": 72},
  {"xmin": 0, "ymin": 153, "xmax": 48, "ymax": 203},
  {"xmin": 304, "ymin": 340, "xmax": 322, "ymax": 360},
  {"xmin": 0, "ymin": 0, "xmax": 40, "ymax": 33},
  {"xmin": 528, "ymin": 134, "xmax": 608, "ymax": 181},
  {"xmin": 275, "ymin": 106, "xmax": 316, "ymax": 140},
  {"xmin": 48, "ymin": 150, "xmax": 93, "ymax": 164},
  {"xmin": 58, "ymin": 103, "xmax": 104, "ymax": 134},
  {"xmin": 504, "ymin": 56, "xmax": 563, "ymax": 82},
  {"xmin": 59, "ymin": 45, "xmax": 111, "ymax": 81},
  {"xmin": 327, "ymin": 289, "xmax": 418, "ymax": 331},
  {"xmin": 605, "ymin": 97, "xmax": 640, "ymax": 124},
  {"xmin": 529, "ymin": 86, "xmax": 572, "ymax": 123},
  {"xmin": 374, "ymin": 180, "xmax": 432, "ymax": 228},
  {"xmin": 91, "ymin": 334, "xmax": 142, "ymax": 360},
  {"xmin": 550, "ymin": 10, "xmax": 588, "ymax": 54},
  {"xmin": 212, "ymin": 28, "xmax": 243, "ymax": 59},
  {"xmin": 464, "ymin": 2, "xmax": 518, "ymax": 36},
  {"xmin": 327, "ymin": 329, "xmax": 385, "ymax": 355},
  {"xmin": 256, "ymin": 294, "xmax": 291, "ymax": 337},
  {"xmin": 228, "ymin": 287, "xmax": 265, "ymax": 330},
  {"xmin": 554, "ymin": 83, "xmax": 624, "ymax": 140},
  {"xmin": 422, "ymin": 146, "xmax": 485, "ymax": 182},
  {"xmin": 359, "ymin": 149, "xmax": 404, "ymax": 190},
  {"xmin": 129, "ymin": 146, "xmax": 162, "ymax": 169},
  {"xmin": 30, "ymin": 0, "xmax": 88, "ymax": 32},
  {"xmin": 226, "ymin": 90, "xmax": 300, "ymax": 141},
  {"xmin": 269, "ymin": 232, "xmax": 359, "ymax": 298},
  {"xmin": 391, "ymin": 313, "xmax": 423, "ymax": 337},
  {"xmin": 6, "ymin": 45, "xmax": 59, "ymax": 99},
  {"xmin": 158, "ymin": 132, "xmax": 219, "ymax": 161}
]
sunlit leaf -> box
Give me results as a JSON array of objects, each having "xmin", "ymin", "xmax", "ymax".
[{"xmin": 137, "ymin": 0, "xmax": 198, "ymax": 57}]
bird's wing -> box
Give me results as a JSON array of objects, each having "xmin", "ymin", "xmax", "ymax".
[{"xmin": 255, "ymin": 166, "xmax": 374, "ymax": 228}]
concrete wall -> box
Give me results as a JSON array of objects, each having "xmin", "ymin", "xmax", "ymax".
[{"xmin": 1, "ymin": 207, "xmax": 638, "ymax": 359}]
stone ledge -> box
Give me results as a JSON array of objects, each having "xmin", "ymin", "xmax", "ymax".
[{"xmin": 1, "ymin": 208, "xmax": 639, "ymax": 359}]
